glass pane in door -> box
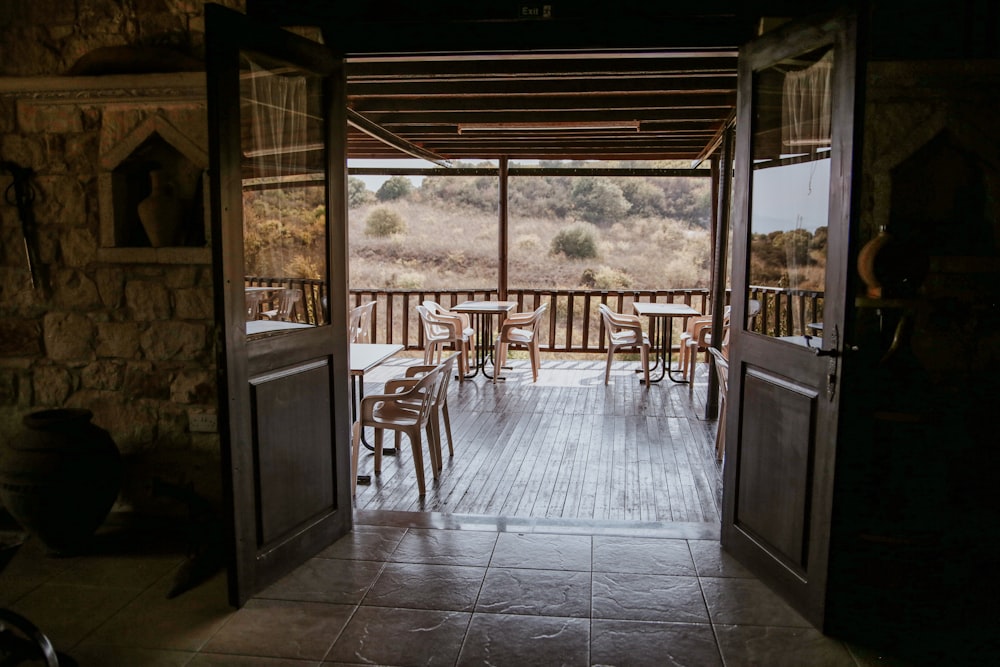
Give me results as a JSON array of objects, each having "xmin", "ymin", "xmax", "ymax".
[
  {"xmin": 747, "ymin": 46, "xmax": 832, "ymax": 346},
  {"xmin": 240, "ymin": 51, "xmax": 329, "ymax": 336}
]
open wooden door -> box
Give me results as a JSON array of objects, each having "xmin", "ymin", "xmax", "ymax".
[
  {"xmin": 721, "ymin": 10, "xmax": 860, "ymax": 627},
  {"xmin": 206, "ymin": 4, "xmax": 352, "ymax": 606}
]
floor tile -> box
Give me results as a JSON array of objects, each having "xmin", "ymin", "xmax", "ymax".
[
  {"xmin": 457, "ymin": 612, "xmax": 589, "ymax": 667},
  {"xmin": 389, "ymin": 528, "xmax": 498, "ymax": 566},
  {"xmin": 80, "ymin": 570, "xmax": 233, "ymax": 651},
  {"xmin": 49, "ymin": 553, "xmax": 184, "ymax": 589},
  {"xmin": 190, "ymin": 654, "xmax": 318, "ymax": 666},
  {"xmin": 714, "ymin": 624, "xmax": 857, "ymax": 667},
  {"xmin": 590, "ymin": 619, "xmax": 724, "ymax": 667},
  {"xmin": 202, "ymin": 598, "xmax": 354, "ymax": 660},
  {"xmin": 688, "ymin": 540, "xmax": 754, "ymax": 578},
  {"xmin": 592, "ymin": 536, "xmax": 695, "ymax": 575},
  {"xmin": 9, "ymin": 582, "xmax": 140, "ymax": 650},
  {"xmin": 592, "ymin": 572, "xmax": 709, "ymax": 623},
  {"xmin": 256, "ymin": 558, "xmax": 383, "ymax": 605},
  {"xmin": 68, "ymin": 645, "xmax": 196, "ymax": 667},
  {"xmin": 324, "ymin": 606, "xmax": 470, "ymax": 666},
  {"xmin": 476, "ymin": 567, "xmax": 591, "ymax": 617},
  {"xmin": 699, "ymin": 576, "xmax": 811, "ymax": 627},
  {"xmin": 316, "ymin": 524, "xmax": 407, "ymax": 561},
  {"xmin": 489, "ymin": 532, "xmax": 592, "ymax": 571},
  {"xmin": 363, "ymin": 562, "xmax": 486, "ymax": 611}
]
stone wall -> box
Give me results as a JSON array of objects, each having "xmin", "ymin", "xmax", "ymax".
[{"xmin": 0, "ymin": 1, "xmax": 245, "ymax": 513}]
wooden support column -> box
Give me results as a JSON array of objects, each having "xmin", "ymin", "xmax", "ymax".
[
  {"xmin": 498, "ymin": 156, "xmax": 509, "ymax": 300},
  {"xmin": 705, "ymin": 124, "xmax": 735, "ymax": 419}
]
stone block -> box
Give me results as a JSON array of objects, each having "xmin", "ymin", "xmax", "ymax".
[
  {"xmin": 17, "ymin": 102, "xmax": 84, "ymax": 134},
  {"xmin": 170, "ymin": 369, "xmax": 214, "ymax": 405},
  {"xmin": 94, "ymin": 267, "xmax": 125, "ymax": 309},
  {"xmin": 81, "ymin": 359, "xmax": 125, "ymax": 390},
  {"xmin": 95, "ymin": 321, "xmax": 140, "ymax": 358},
  {"xmin": 0, "ymin": 370, "xmax": 19, "ymax": 405},
  {"xmin": 124, "ymin": 360, "xmax": 170, "ymax": 400},
  {"xmin": 156, "ymin": 404, "xmax": 191, "ymax": 449},
  {"xmin": 173, "ymin": 286, "xmax": 213, "ymax": 320},
  {"xmin": 0, "ymin": 320, "xmax": 42, "ymax": 357},
  {"xmin": 164, "ymin": 265, "xmax": 200, "ymax": 289},
  {"xmin": 139, "ymin": 321, "xmax": 206, "ymax": 361},
  {"xmin": 59, "ymin": 227, "xmax": 98, "ymax": 267},
  {"xmin": 42, "ymin": 311, "xmax": 95, "ymax": 361},
  {"xmin": 0, "ymin": 98, "xmax": 16, "ymax": 133},
  {"xmin": 32, "ymin": 364, "xmax": 73, "ymax": 405},
  {"xmin": 35, "ymin": 175, "xmax": 88, "ymax": 228},
  {"xmin": 51, "ymin": 268, "xmax": 101, "ymax": 309},
  {"xmin": 0, "ymin": 133, "xmax": 49, "ymax": 169},
  {"xmin": 125, "ymin": 280, "xmax": 172, "ymax": 320}
]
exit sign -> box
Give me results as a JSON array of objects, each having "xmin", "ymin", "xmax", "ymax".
[{"xmin": 519, "ymin": 4, "xmax": 553, "ymax": 19}]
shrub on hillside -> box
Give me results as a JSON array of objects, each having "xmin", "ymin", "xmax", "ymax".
[
  {"xmin": 550, "ymin": 223, "xmax": 598, "ymax": 259},
  {"xmin": 364, "ymin": 207, "xmax": 406, "ymax": 237},
  {"xmin": 376, "ymin": 175, "xmax": 414, "ymax": 201},
  {"xmin": 582, "ymin": 265, "xmax": 632, "ymax": 289}
]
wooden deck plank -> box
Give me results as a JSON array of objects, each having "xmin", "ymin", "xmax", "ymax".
[{"xmin": 350, "ymin": 358, "xmax": 723, "ymax": 523}]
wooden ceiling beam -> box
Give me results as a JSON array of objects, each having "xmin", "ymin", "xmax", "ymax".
[
  {"xmin": 351, "ymin": 92, "xmax": 736, "ymax": 113},
  {"xmin": 348, "ymin": 76, "xmax": 736, "ymax": 98}
]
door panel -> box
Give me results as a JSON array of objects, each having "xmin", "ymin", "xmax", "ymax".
[
  {"xmin": 722, "ymin": 10, "xmax": 859, "ymax": 628},
  {"xmin": 207, "ymin": 5, "xmax": 352, "ymax": 606},
  {"xmin": 736, "ymin": 367, "xmax": 818, "ymax": 574},
  {"xmin": 252, "ymin": 360, "xmax": 334, "ymax": 544}
]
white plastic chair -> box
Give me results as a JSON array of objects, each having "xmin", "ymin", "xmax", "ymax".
[
  {"xmin": 351, "ymin": 362, "xmax": 444, "ymax": 497},
  {"xmin": 261, "ymin": 288, "xmax": 301, "ymax": 322},
  {"xmin": 349, "ymin": 300, "xmax": 376, "ymax": 343},
  {"xmin": 708, "ymin": 346, "xmax": 730, "ymax": 462},
  {"xmin": 417, "ymin": 304, "xmax": 471, "ymax": 380},
  {"xmin": 384, "ymin": 355, "xmax": 456, "ymax": 472},
  {"xmin": 493, "ymin": 302, "xmax": 548, "ymax": 383},
  {"xmin": 598, "ymin": 304, "xmax": 650, "ymax": 385}
]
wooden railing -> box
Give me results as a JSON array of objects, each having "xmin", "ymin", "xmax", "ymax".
[
  {"xmin": 245, "ymin": 277, "xmax": 824, "ymax": 353},
  {"xmin": 747, "ymin": 285, "xmax": 825, "ymax": 338}
]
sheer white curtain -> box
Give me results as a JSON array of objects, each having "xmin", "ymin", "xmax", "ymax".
[
  {"xmin": 248, "ymin": 61, "xmax": 308, "ymax": 178},
  {"xmin": 781, "ymin": 50, "xmax": 833, "ymax": 150}
]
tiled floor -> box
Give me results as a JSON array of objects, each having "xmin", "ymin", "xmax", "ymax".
[{"xmin": 0, "ymin": 510, "xmax": 940, "ymax": 667}]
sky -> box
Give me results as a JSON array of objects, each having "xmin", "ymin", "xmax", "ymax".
[{"xmin": 751, "ymin": 158, "xmax": 831, "ymax": 234}]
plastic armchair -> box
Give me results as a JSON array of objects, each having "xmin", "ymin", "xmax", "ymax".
[
  {"xmin": 384, "ymin": 355, "xmax": 456, "ymax": 472},
  {"xmin": 416, "ymin": 304, "xmax": 471, "ymax": 380},
  {"xmin": 598, "ymin": 304, "xmax": 650, "ymax": 385},
  {"xmin": 680, "ymin": 306, "xmax": 732, "ymax": 384},
  {"xmin": 708, "ymin": 346, "xmax": 729, "ymax": 462},
  {"xmin": 493, "ymin": 302, "xmax": 548, "ymax": 383},
  {"xmin": 423, "ymin": 300, "xmax": 475, "ymax": 360},
  {"xmin": 349, "ymin": 300, "xmax": 376, "ymax": 343},
  {"xmin": 261, "ymin": 288, "xmax": 302, "ymax": 322},
  {"xmin": 351, "ymin": 362, "xmax": 444, "ymax": 497}
]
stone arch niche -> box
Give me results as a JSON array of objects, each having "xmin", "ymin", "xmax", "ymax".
[{"xmin": 97, "ymin": 91, "xmax": 211, "ymax": 264}]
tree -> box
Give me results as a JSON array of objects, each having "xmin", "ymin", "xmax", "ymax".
[
  {"xmin": 376, "ymin": 175, "xmax": 414, "ymax": 201},
  {"xmin": 570, "ymin": 177, "xmax": 631, "ymax": 225},
  {"xmin": 348, "ymin": 177, "xmax": 373, "ymax": 208}
]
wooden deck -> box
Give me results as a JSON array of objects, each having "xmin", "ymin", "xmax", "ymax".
[{"xmin": 352, "ymin": 355, "xmax": 724, "ymax": 524}]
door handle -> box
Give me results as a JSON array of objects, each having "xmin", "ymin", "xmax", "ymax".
[{"xmin": 814, "ymin": 347, "xmax": 839, "ymax": 357}]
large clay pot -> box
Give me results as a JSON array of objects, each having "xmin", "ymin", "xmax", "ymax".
[
  {"xmin": 0, "ymin": 409, "xmax": 122, "ymax": 555},
  {"xmin": 137, "ymin": 169, "xmax": 184, "ymax": 248}
]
